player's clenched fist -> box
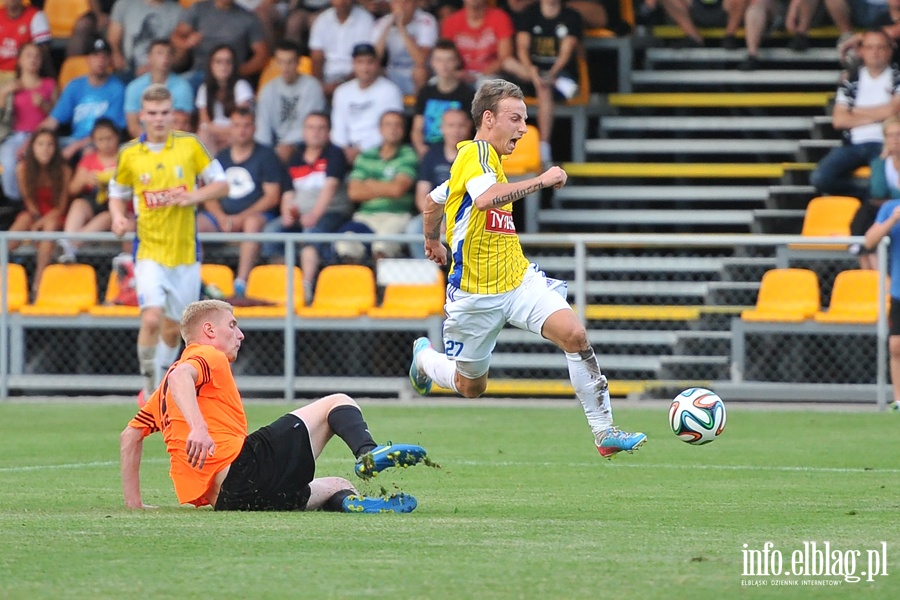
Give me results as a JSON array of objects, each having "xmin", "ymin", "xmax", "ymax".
[{"xmin": 541, "ymin": 166, "xmax": 567, "ymax": 190}]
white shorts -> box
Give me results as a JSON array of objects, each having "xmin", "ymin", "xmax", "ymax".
[
  {"xmin": 442, "ymin": 264, "xmax": 570, "ymax": 379},
  {"xmin": 135, "ymin": 260, "xmax": 202, "ymax": 321}
]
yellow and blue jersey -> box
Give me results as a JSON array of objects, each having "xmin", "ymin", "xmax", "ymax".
[
  {"xmin": 445, "ymin": 140, "xmax": 530, "ymax": 294},
  {"xmin": 111, "ymin": 132, "xmax": 218, "ymax": 267}
]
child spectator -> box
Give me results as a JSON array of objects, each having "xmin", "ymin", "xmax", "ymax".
[
  {"xmin": 57, "ymin": 119, "xmax": 122, "ymax": 264},
  {"xmin": 410, "ymin": 40, "xmax": 474, "ymax": 158},
  {"xmin": 0, "ymin": 42, "xmax": 56, "ymax": 203},
  {"xmin": 8, "ymin": 129, "xmax": 72, "ymax": 294},
  {"xmin": 196, "ymin": 45, "xmax": 255, "ymax": 155}
]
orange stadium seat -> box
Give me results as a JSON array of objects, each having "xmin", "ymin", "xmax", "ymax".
[
  {"xmin": 3, "ymin": 263, "xmax": 28, "ymax": 312},
  {"xmin": 88, "ymin": 270, "xmax": 140, "ymax": 317},
  {"xmin": 20, "ymin": 263, "xmax": 96, "ymax": 316},
  {"xmin": 814, "ymin": 270, "xmax": 889, "ymax": 324},
  {"xmin": 790, "ymin": 195, "xmax": 861, "ymax": 251},
  {"xmin": 256, "ymin": 56, "xmax": 313, "ymax": 92},
  {"xmin": 58, "ymin": 56, "xmax": 90, "ymax": 90},
  {"xmin": 233, "ymin": 265, "xmax": 303, "ymax": 318},
  {"xmin": 297, "ymin": 265, "xmax": 375, "ymax": 318},
  {"xmin": 44, "ymin": 0, "xmax": 90, "ymax": 39},
  {"xmin": 504, "ymin": 124, "xmax": 541, "ymax": 177},
  {"xmin": 201, "ymin": 263, "xmax": 235, "ymax": 298},
  {"xmin": 741, "ymin": 268, "xmax": 820, "ymax": 322}
]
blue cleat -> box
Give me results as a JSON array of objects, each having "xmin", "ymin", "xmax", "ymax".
[
  {"xmin": 355, "ymin": 443, "xmax": 428, "ymax": 479},
  {"xmin": 596, "ymin": 427, "xmax": 647, "ymax": 459},
  {"xmin": 409, "ymin": 337, "xmax": 433, "ymax": 395},
  {"xmin": 342, "ymin": 492, "xmax": 417, "ymax": 513}
]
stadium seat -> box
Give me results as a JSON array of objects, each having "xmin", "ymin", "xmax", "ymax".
[
  {"xmin": 814, "ymin": 270, "xmax": 889, "ymax": 324},
  {"xmin": 88, "ymin": 270, "xmax": 140, "ymax": 317},
  {"xmin": 20, "ymin": 263, "xmax": 97, "ymax": 316},
  {"xmin": 741, "ymin": 268, "xmax": 820, "ymax": 322},
  {"xmin": 789, "ymin": 196, "xmax": 861, "ymax": 251},
  {"xmin": 179, "ymin": 0, "xmax": 203, "ymax": 7},
  {"xmin": 232, "ymin": 265, "xmax": 303, "ymax": 318},
  {"xmin": 504, "ymin": 124, "xmax": 541, "ymax": 177},
  {"xmin": 297, "ymin": 265, "xmax": 375, "ymax": 318},
  {"xmin": 58, "ymin": 56, "xmax": 90, "ymax": 90},
  {"xmin": 256, "ymin": 56, "xmax": 313, "ymax": 92},
  {"xmin": 368, "ymin": 277, "xmax": 445, "ymax": 319},
  {"xmin": 4, "ymin": 263, "xmax": 28, "ymax": 312},
  {"xmin": 45, "ymin": 0, "xmax": 90, "ymax": 39},
  {"xmin": 201, "ymin": 263, "xmax": 234, "ymax": 298}
]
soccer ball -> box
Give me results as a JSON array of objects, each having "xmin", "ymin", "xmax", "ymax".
[{"xmin": 669, "ymin": 388, "xmax": 727, "ymax": 445}]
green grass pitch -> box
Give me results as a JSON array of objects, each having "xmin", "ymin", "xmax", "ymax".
[{"xmin": 0, "ymin": 400, "xmax": 897, "ymax": 599}]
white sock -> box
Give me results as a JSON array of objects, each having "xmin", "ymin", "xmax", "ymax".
[
  {"xmin": 156, "ymin": 341, "xmax": 181, "ymax": 384},
  {"xmin": 138, "ymin": 345, "xmax": 157, "ymax": 397},
  {"xmin": 418, "ymin": 347, "xmax": 459, "ymax": 393},
  {"xmin": 565, "ymin": 348, "xmax": 613, "ymax": 439}
]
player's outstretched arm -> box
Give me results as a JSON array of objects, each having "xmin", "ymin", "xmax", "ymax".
[
  {"xmin": 120, "ymin": 426, "xmax": 156, "ymax": 509},
  {"xmin": 473, "ymin": 166, "xmax": 567, "ymax": 211}
]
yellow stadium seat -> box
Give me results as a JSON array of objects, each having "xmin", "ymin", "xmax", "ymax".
[
  {"xmin": 790, "ymin": 195, "xmax": 861, "ymax": 251},
  {"xmin": 814, "ymin": 270, "xmax": 890, "ymax": 324},
  {"xmin": 4, "ymin": 263, "xmax": 28, "ymax": 312},
  {"xmin": 88, "ymin": 270, "xmax": 140, "ymax": 317},
  {"xmin": 741, "ymin": 268, "xmax": 820, "ymax": 322},
  {"xmin": 45, "ymin": 0, "xmax": 90, "ymax": 38},
  {"xmin": 368, "ymin": 275, "xmax": 445, "ymax": 319},
  {"xmin": 297, "ymin": 265, "xmax": 375, "ymax": 318},
  {"xmin": 58, "ymin": 56, "xmax": 90, "ymax": 90},
  {"xmin": 504, "ymin": 124, "xmax": 541, "ymax": 177},
  {"xmin": 20, "ymin": 263, "xmax": 96, "ymax": 316},
  {"xmin": 233, "ymin": 265, "xmax": 303, "ymax": 318},
  {"xmin": 256, "ymin": 55, "xmax": 314, "ymax": 93},
  {"xmin": 201, "ymin": 263, "xmax": 234, "ymax": 298}
]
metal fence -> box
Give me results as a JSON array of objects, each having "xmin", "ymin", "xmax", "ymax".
[{"xmin": 0, "ymin": 231, "xmax": 890, "ymax": 408}]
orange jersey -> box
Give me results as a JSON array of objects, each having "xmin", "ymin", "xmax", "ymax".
[{"xmin": 127, "ymin": 343, "xmax": 248, "ymax": 506}]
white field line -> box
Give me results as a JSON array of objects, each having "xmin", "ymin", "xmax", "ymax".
[{"xmin": 1, "ymin": 458, "xmax": 898, "ymax": 475}]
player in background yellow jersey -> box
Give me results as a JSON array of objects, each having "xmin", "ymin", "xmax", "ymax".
[
  {"xmin": 409, "ymin": 79, "xmax": 646, "ymax": 459},
  {"xmin": 108, "ymin": 84, "xmax": 229, "ymax": 404}
]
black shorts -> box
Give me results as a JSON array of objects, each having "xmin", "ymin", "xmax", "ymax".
[
  {"xmin": 889, "ymin": 298, "xmax": 900, "ymax": 336},
  {"xmin": 215, "ymin": 414, "xmax": 316, "ymax": 511}
]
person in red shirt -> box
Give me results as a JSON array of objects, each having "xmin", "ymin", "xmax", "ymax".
[
  {"xmin": 440, "ymin": 0, "xmax": 515, "ymax": 86},
  {"xmin": 120, "ymin": 299, "xmax": 428, "ymax": 512},
  {"xmin": 0, "ymin": 0, "xmax": 52, "ymax": 82}
]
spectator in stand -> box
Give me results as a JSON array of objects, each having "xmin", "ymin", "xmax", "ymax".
[
  {"xmin": 308, "ymin": 0, "xmax": 375, "ymax": 99},
  {"xmin": 410, "ymin": 40, "xmax": 474, "ymax": 158},
  {"xmin": 40, "ymin": 37, "xmax": 126, "ymax": 162},
  {"xmin": 372, "ymin": 0, "xmax": 438, "ymax": 96},
  {"xmin": 0, "ymin": 0, "xmax": 52, "ymax": 83},
  {"xmin": 57, "ymin": 119, "xmax": 121, "ymax": 264},
  {"xmin": 262, "ymin": 111, "xmax": 352, "ymax": 301},
  {"xmin": 655, "ymin": 0, "xmax": 744, "ymax": 50},
  {"xmin": 730, "ymin": 0, "xmax": 784, "ymax": 71},
  {"xmin": 835, "ymin": 0, "xmax": 900, "ymax": 67},
  {"xmin": 8, "ymin": 129, "xmax": 72, "ymax": 295},
  {"xmin": 198, "ymin": 108, "xmax": 282, "ymax": 297},
  {"xmin": 854, "ymin": 118, "xmax": 900, "ymax": 269},
  {"xmin": 66, "ymin": 0, "xmax": 115, "ymax": 58},
  {"xmin": 335, "ymin": 110, "xmax": 417, "ymax": 262},
  {"xmin": 283, "ymin": 0, "xmax": 331, "ymax": 54},
  {"xmin": 107, "ymin": 0, "xmax": 184, "ymax": 80},
  {"xmin": 406, "ymin": 107, "xmax": 471, "ymax": 258},
  {"xmin": 195, "ymin": 45, "xmax": 255, "ymax": 155},
  {"xmin": 784, "ymin": 0, "xmax": 817, "ymax": 51},
  {"xmin": 0, "ymin": 42, "xmax": 56, "ymax": 203},
  {"xmin": 255, "ymin": 40, "xmax": 326, "ymax": 164},
  {"xmin": 124, "ymin": 39, "xmax": 195, "ymax": 138},
  {"xmin": 505, "ymin": 0, "xmax": 582, "ymax": 165},
  {"xmin": 812, "ymin": 29, "xmax": 900, "ymax": 200},
  {"xmin": 331, "ymin": 42, "xmax": 404, "ymax": 164},
  {"xmin": 171, "ymin": 0, "xmax": 270, "ymax": 91},
  {"xmin": 440, "ymin": 0, "xmax": 516, "ymax": 86}
]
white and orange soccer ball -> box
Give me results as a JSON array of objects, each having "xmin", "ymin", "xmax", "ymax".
[{"xmin": 669, "ymin": 388, "xmax": 727, "ymax": 445}]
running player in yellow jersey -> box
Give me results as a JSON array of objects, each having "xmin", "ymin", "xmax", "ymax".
[
  {"xmin": 409, "ymin": 79, "xmax": 646, "ymax": 459},
  {"xmin": 108, "ymin": 84, "xmax": 229, "ymax": 403}
]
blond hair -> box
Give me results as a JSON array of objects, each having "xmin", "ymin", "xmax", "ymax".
[
  {"xmin": 180, "ymin": 300, "xmax": 234, "ymax": 342},
  {"xmin": 471, "ymin": 79, "xmax": 524, "ymax": 129},
  {"xmin": 141, "ymin": 83, "xmax": 172, "ymax": 105}
]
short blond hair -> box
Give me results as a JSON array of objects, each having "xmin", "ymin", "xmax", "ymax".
[
  {"xmin": 141, "ymin": 83, "xmax": 172, "ymax": 105},
  {"xmin": 180, "ymin": 300, "xmax": 234, "ymax": 342}
]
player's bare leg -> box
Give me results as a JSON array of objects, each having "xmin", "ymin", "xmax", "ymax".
[{"xmin": 137, "ymin": 306, "xmax": 165, "ymax": 398}]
